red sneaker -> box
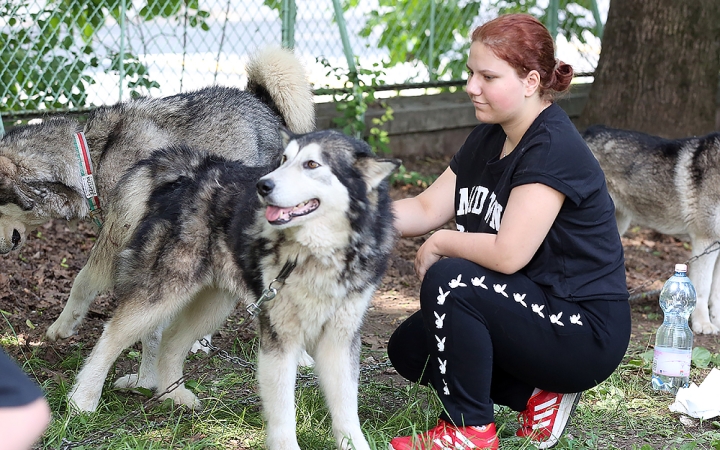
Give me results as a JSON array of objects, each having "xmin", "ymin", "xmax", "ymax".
[
  {"xmin": 516, "ymin": 390, "xmax": 581, "ymax": 449},
  {"xmin": 389, "ymin": 419, "xmax": 498, "ymax": 449}
]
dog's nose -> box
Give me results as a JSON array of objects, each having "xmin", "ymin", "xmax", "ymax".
[
  {"xmin": 257, "ymin": 179, "xmax": 274, "ymax": 197},
  {"xmin": 11, "ymin": 229, "xmax": 20, "ymax": 248}
]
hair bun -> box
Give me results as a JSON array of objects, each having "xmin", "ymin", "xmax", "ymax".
[{"xmin": 551, "ymin": 60, "xmax": 573, "ymax": 93}]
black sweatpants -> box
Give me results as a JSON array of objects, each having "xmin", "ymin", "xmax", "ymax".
[{"xmin": 388, "ymin": 258, "xmax": 631, "ymax": 426}]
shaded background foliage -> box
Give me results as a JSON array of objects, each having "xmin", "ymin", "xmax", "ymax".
[{"xmin": 1, "ymin": 0, "xmax": 602, "ymax": 115}]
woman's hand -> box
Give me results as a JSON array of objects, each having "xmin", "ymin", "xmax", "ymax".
[{"xmin": 414, "ymin": 230, "xmax": 448, "ymax": 280}]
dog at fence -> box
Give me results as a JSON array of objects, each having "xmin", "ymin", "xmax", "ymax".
[
  {"xmin": 584, "ymin": 124, "xmax": 720, "ymax": 335},
  {"xmin": 67, "ymin": 129, "xmax": 400, "ymax": 450}
]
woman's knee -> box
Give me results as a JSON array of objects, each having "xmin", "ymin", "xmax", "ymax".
[{"xmin": 387, "ymin": 312, "xmax": 429, "ymax": 384}]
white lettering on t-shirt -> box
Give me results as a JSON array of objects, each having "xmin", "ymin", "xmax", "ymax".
[
  {"xmin": 457, "ymin": 185, "xmax": 503, "ymax": 231},
  {"xmin": 457, "ymin": 186, "xmax": 489, "ymax": 216},
  {"xmin": 484, "ymin": 192, "xmax": 503, "ymax": 231}
]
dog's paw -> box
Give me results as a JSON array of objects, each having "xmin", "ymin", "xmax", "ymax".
[
  {"xmin": 266, "ymin": 433, "xmax": 302, "ymax": 450},
  {"xmin": 67, "ymin": 388, "xmax": 100, "ymax": 413},
  {"xmin": 298, "ymin": 350, "xmax": 315, "ymax": 368},
  {"xmin": 113, "ymin": 373, "xmax": 156, "ymax": 392},
  {"xmin": 691, "ymin": 320, "xmax": 719, "ymax": 335},
  {"xmin": 189, "ymin": 339, "xmax": 211, "ymax": 354},
  {"xmin": 160, "ymin": 386, "xmax": 202, "ymax": 410},
  {"xmin": 46, "ymin": 318, "xmax": 78, "ymax": 341}
]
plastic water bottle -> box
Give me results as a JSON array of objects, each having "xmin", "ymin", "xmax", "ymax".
[{"xmin": 651, "ymin": 263, "xmax": 696, "ymax": 394}]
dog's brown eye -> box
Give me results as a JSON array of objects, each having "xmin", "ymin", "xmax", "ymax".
[
  {"xmin": 281, "ymin": 155, "xmax": 287, "ymax": 164},
  {"xmin": 305, "ymin": 160, "xmax": 320, "ymax": 169}
]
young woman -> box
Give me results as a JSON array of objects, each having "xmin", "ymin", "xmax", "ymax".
[{"xmin": 388, "ymin": 13, "xmax": 630, "ymax": 450}]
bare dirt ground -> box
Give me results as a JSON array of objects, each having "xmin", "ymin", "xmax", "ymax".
[{"xmin": 1, "ymin": 155, "xmax": 718, "ymax": 390}]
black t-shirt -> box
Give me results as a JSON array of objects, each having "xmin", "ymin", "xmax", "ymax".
[{"xmin": 449, "ymin": 103, "xmax": 628, "ymax": 302}]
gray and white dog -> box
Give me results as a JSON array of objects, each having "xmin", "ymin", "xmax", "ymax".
[
  {"xmin": 0, "ymin": 47, "xmax": 315, "ymax": 346},
  {"xmin": 584, "ymin": 125, "xmax": 720, "ymax": 335},
  {"xmin": 67, "ymin": 129, "xmax": 399, "ymax": 450}
]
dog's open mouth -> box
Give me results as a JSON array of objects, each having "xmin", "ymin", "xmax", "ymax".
[{"xmin": 265, "ymin": 199, "xmax": 320, "ymax": 225}]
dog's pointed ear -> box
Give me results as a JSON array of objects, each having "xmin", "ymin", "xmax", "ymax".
[
  {"xmin": 279, "ymin": 126, "xmax": 295, "ymax": 148},
  {"xmin": 356, "ymin": 157, "xmax": 401, "ymax": 190}
]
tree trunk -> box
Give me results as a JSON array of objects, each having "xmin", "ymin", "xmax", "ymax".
[{"xmin": 576, "ymin": 0, "xmax": 720, "ymax": 137}]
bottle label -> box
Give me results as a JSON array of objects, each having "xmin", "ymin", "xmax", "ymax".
[{"xmin": 652, "ymin": 347, "xmax": 691, "ymax": 377}]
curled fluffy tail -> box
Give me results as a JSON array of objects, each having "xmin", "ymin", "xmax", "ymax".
[{"xmin": 246, "ymin": 47, "xmax": 315, "ymax": 134}]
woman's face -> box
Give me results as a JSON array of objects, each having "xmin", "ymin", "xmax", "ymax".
[{"xmin": 465, "ymin": 41, "xmax": 531, "ymax": 125}]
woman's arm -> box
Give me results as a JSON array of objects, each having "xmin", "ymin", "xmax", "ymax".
[
  {"xmin": 392, "ymin": 167, "xmax": 457, "ymax": 238},
  {"xmin": 414, "ymin": 182, "xmax": 565, "ymax": 279}
]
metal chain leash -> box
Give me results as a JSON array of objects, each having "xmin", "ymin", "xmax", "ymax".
[{"xmin": 627, "ymin": 239, "xmax": 720, "ymax": 302}]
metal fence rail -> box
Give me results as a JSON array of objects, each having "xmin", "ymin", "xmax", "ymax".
[{"xmin": 0, "ymin": 0, "xmax": 603, "ymax": 129}]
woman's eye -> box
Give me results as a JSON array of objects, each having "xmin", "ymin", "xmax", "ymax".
[{"xmin": 305, "ymin": 160, "xmax": 320, "ymax": 169}]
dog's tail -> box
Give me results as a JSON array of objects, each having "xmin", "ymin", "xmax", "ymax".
[{"xmin": 246, "ymin": 47, "xmax": 315, "ymax": 134}]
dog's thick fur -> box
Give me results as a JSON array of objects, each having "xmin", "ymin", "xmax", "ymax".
[
  {"xmin": 0, "ymin": 47, "xmax": 315, "ymax": 345},
  {"xmin": 584, "ymin": 125, "xmax": 720, "ymax": 335},
  {"xmin": 68, "ymin": 130, "xmax": 399, "ymax": 450}
]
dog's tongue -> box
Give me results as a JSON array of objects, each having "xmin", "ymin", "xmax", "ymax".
[{"xmin": 265, "ymin": 205, "xmax": 292, "ymax": 223}]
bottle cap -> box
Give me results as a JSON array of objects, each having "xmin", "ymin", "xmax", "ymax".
[{"xmin": 675, "ymin": 263, "xmax": 688, "ymax": 272}]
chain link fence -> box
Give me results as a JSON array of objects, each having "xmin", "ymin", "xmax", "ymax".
[{"xmin": 0, "ymin": 0, "xmax": 603, "ymax": 126}]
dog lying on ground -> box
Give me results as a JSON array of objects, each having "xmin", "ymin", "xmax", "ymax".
[
  {"xmin": 67, "ymin": 129, "xmax": 400, "ymax": 450},
  {"xmin": 584, "ymin": 124, "xmax": 720, "ymax": 335},
  {"xmin": 0, "ymin": 47, "xmax": 315, "ymax": 357}
]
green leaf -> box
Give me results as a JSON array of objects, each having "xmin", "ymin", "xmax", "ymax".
[
  {"xmin": 624, "ymin": 359, "xmax": 647, "ymax": 368},
  {"xmin": 134, "ymin": 387, "xmax": 154, "ymax": 398},
  {"xmin": 185, "ymin": 379, "xmax": 205, "ymax": 392},
  {"xmin": 710, "ymin": 353, "xmax": 720, "ymax": 368},
  {"xmin": 692, "ymin": 346, "xmax": 712, "ymax": 368},
  {"xmin": 640, "ymin": 350, "xmax": 654, "ymax": 365}
]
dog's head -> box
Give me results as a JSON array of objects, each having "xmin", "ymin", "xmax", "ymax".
[
  {"xmin": 0, "ymin": 118, "xmax": 86, "ymax": 253},
  {"xmin": 0, "ymin": 154, "xmax": 40, "ymax": 253},
  {"xmin": 256, "ymin": 129, "xmax": 400, "ymax": 239}
]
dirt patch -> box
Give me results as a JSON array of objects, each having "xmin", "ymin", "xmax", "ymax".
[{"xmin": 1, "ymin": 155, "xmax": 718, "ymax": 388}]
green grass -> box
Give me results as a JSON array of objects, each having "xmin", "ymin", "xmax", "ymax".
[{"xmin": 6, "ymin": 332, "xmax": 720, "ymax": 450}]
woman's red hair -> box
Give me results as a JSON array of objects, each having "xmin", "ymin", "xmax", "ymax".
[{"xmin": 471, "ymin": 14, "xmax": 573, "ymax": 101}]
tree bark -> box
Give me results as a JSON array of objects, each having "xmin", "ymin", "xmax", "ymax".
[{"xmin": 576, "ymin": 0, "xmax": 720, "ymax": 137}]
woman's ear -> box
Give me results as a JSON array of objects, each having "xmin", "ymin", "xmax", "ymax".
[{"xmin": 524, "ymin": 70, "xmax": 541, "ymax": 97}]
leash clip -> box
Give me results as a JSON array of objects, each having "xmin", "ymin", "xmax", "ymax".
[
  {"xmin": 247, "ymin": 286, "xmax": 278, "ymax": 317},
  {"xmin": 245, "ymin": 258, "xmax": 298, "ymax": 318},
  {"xmin": 88, "ymin": 207, "xmax": 104, "ymax": 229}
]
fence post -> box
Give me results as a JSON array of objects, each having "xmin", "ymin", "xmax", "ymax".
[
  {"xmin": 0, "ymin": 114, "xmax": 4, "ymax": 138},
  {"xmin": 546, "ymin": 0, "xmax": 559, "ymax": 41},
  {"xmin": 429, "ymin": 0, "xmax": 436, "ymax": 82},
  {"xmin": 331, "ymin": 0, "xmax": 363, "ymax": 138},
  {"xmin": 282, "ymin": 0, "xmax": 297, "ymax": 49},
  {"xmin": 118, "ymin": 0, "xmax": 127, "ymax": 101},
  {"xmin": 589, "ymin": 0, "xmax": 604, "ymax": 39}
]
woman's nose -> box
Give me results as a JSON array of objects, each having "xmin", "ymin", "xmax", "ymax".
[{"xmin": 466, "ymin": 76, "xmax": 481, "ymax": 95}]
